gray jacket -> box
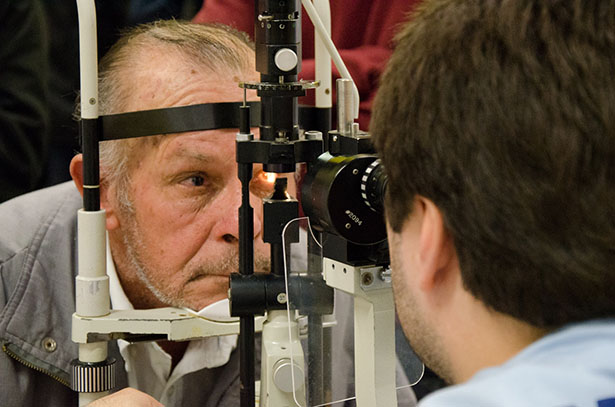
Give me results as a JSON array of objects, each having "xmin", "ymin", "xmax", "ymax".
[{"xmin": 0, "ymin": 182, "xmax": 240, "ymax": 406}]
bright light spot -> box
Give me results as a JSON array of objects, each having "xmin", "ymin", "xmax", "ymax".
[{"xmin": 264, "ymin": 172, "xmax": 277, "ymax": 184}]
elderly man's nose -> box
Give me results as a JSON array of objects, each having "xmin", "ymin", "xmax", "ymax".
[{"xmin": 212, "ymin": 184, "xmax": 261, "ymax": 242}]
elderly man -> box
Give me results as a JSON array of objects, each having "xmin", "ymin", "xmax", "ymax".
[
  {"xmin": 0, "ymin": 18, "xmax": 418, "ymax": 406},
  {"xmin": 371, "ymin": 0, "xmax": 615, "ymax": 405},
  {"xmin": 0, "ymin": 21, "xmax": 273, "ymax": 406}
]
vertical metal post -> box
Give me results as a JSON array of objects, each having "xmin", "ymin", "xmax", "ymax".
[
  {"xmin": 238, "ymin": 160, "xmax": 256, "ymax": 407},
  {"xmin": 336, "ymin": 78, "xmax": 355, "ymax": 136},
  {"xmin": 73, "ymin": 1, "xmax": 115, "ymax": 405},
  {"xmin": 307, "ymin": 313, "xmax": 324, "ymax": 406},
  {"xmin": 308, "ymin": 3, "xmax": 332, "ymax": 402}
]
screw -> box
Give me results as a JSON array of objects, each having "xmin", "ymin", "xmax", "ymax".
[
  {"xmin": 380, "ymin": 267, "xmax": 393, "ymax": 284},
  {"xmin": 89, "ymin": 98, "xmax": 96, "ymax": 105},
  {"xmin": 352, "ymin": 169, "xmax": 359, "ymax": 175},
  {"xmin": 277, "ymin": 293, "xmax": 287, "ymax": 304},
  {"xmin": 362, "ymin": 272, "xmax": 374, "ymax": 286},
  {"xmin": 345, "ymin": 223, "xmax": 351, "ymax": 229}
]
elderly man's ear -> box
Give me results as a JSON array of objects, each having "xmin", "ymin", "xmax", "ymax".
[{"xmin": 69, "ymin": 154, "xmax": 121, "ymax": 231}]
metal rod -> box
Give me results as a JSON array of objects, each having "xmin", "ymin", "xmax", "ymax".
[
  {"xmin": 238, "ymin": 162, "xmax": 255, "ymax": 407},
  {"xmin": 74, "ymin": 1, "xmax": 113, "ymax": 405},
  {"xmin": 81, "ymin": 119, "xmax": 100, "ymax": 211},
  {"xmin": 239, "ymin": 162, "xmax": 255, "ymax": 274},
  {"xmin": 240, "ymin": 317, "xmax": 255, "ymax": 407},
  {"xmin": 314, "ymin": 0, "xmax": 332, "ymax": 110},
  {"xmin": 302, "ymin": 0, "xmax": 359, "ymax": 119},
  {"xmin": 271, "ymin": 243, "xmax": 285, "ymax": 277},
  {"xmin": 306, "ymin": 227, "xmax": 328, "ymax": 405},
  {"xmin": 336, "ymin": 78, "xmax": 355, "ymax": 136},
  {"xmin": 323, "ymin": 325, "xmax": 333, "ymax": 403},
  {"xmin": 307, "ymin": 314, "xmax": 324, "ymax": 406}
]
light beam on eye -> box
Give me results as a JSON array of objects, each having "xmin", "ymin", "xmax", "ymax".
[{"xmin": 264, "ymin": 172, "xmax": 277, "ymax": 184}]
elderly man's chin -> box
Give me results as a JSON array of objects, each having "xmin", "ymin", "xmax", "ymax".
[{"xmin": 180, "ymin": 257, "xmax": 271, "ymax": 311}]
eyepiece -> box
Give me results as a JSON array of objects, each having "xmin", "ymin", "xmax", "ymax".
[
  {"xmin": 301, "ymin": 153, "xmax": 388, "ymax": 245},
  {"xmin": 361, "ymin": 159, "xmax": 387, "ymax": 214}
]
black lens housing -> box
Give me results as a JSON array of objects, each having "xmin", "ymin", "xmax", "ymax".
[{"xmin": 301, "ymin": 152, "xmax": 388, "ymax": 245}]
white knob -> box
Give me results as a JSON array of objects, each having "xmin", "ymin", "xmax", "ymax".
[
  {"xmin": 274, "ymin": 48, "xmax": 298, "ymax": 72},
  {"xmin": 273, "ymin": 359, "xmax": 304, "ymax": 393}
]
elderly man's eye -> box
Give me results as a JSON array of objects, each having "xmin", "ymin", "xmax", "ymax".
[
  {"xmin": 250, "ymin": 171, "xmax": 277, "ymax": 197},
  {"xmin": 181, "ymin": 175, "xmax": 206, "ymax": 187},
  {"xmin": 192, "ymin": 176, "xmax": 205, "ymax": 186}
]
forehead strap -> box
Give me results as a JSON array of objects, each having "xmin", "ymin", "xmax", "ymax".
[{"xmin": 98, "ymin": 101, "xmax": 261, "ymax": 141}]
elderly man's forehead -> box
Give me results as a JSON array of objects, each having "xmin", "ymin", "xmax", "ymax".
[
  {"xmin": 126, "ymin": 71, "xmax": 231, "ymax": 106},
  {"xmin": 117, "ymin": 48, "xmax": 256, "ymax": 111},
  {"xmin": 126, "ymin": 129, "xmax": 236, "ymax": 166}
]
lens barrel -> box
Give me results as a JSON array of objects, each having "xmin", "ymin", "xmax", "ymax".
[{"xmin": 302, "ymin": 153, "xmax": 387, "ymax": 245}]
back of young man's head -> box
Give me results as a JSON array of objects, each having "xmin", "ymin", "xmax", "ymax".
[{"xmin": 372, "ymin": 0, "xmax": 615, "ymax": 329}]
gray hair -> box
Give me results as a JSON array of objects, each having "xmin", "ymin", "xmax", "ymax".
[{"xmin": 93, "ymin": 20, "xmax": 255, "ymax": 208}]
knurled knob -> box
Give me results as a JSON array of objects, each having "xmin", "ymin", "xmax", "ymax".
[{"xmin": 70, "ymin": 358, "xmax": 117, "ymax": 393}]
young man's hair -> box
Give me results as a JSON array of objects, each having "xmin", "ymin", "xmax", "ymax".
[
  {"xmin": 371, "ymin": 0, "xmax": 615, "ymax": 328},
  {"xmin": 84, "ymin": 20, "xmax": 254, "ymax": 208}
]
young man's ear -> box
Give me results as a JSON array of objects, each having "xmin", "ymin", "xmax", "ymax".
[
  {"xmin": 69, "ymin": 154, "xmax": 121, "ymax": 230},
  {"xmin": 404, "ymin": 196, "xmax": 459, "ymax": 296}
]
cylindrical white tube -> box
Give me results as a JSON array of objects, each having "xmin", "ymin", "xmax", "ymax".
[
  {"xmin": 337, "ymin": 79, "xmax": 355, "ymax": 135},
  {"xmin": 76, "ymin": 210, "xmax": 109, "ymax": 317},
  {"xmin": 79, "ymin": 342, "xmax": 108, "ymax": 363},
  {"xmin": 76, "ymin": 210, "xmax": 110, "ymax": 406},
  {"xmin": 75, "ymin": 5, "xmax": 107, "ymax": 404},
  {"xmin": 313, "ymin": 0, "xmax": 332, "ymax": 109},
  {"xmin": 302, "ymin": 0, "xmax": 359, "ymax": 119},
  {"xmin": 76, "ymin": 0, "xmax": 99, "ymax": 120},
  {"xmin": 77, "ymin": 210, "xmax": 106, "ymax": 279}
]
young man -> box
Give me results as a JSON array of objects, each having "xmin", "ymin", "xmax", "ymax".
[{"xmin": 371, "ymin": 0, "xmax": 615, "ymax": 405}]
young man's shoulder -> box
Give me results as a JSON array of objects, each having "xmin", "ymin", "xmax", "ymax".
[{"xmin": 419, "ymin": 320, "xmax": 615, "ymax": 407}]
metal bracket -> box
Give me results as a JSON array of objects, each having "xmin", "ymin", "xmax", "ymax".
[{"xmin": 72, "ymin": 307, "xmax": 265, "ymax": 344}]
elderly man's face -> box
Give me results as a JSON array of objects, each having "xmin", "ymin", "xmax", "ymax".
[{"xmin": 107, "ymin": 51, "xmax": 278, "ymax": 311}]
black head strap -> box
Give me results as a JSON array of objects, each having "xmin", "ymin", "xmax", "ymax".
[{"xmin": 99, "ymin": 101, "xmax": 261, "ymax": 141}]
